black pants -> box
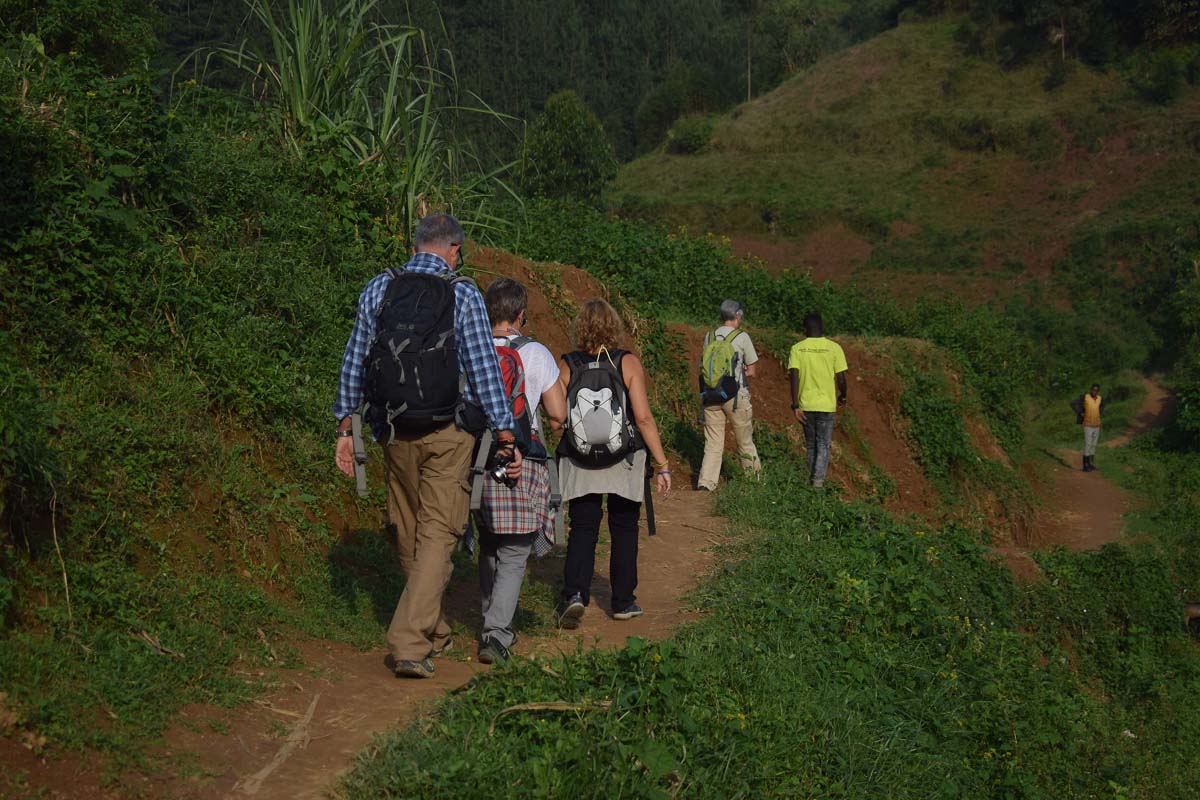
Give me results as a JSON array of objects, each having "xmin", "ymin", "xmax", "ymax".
[{"xmin": 561, "ymin": 493, "xmax": 641, "ymax": 613}]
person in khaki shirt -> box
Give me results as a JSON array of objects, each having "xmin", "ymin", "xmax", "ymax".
[{"xmin": 697, "ymin": 300, "xmax": 762, "ymax": 491}]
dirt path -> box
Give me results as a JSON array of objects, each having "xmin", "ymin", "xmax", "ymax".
[
  {"xmin": 1033, "ymin": 377, "xmax": 1173, "ymax": 553},
  {"xmin": 154, "ymin": 488, "xmax": 720, "ymax": 800}
]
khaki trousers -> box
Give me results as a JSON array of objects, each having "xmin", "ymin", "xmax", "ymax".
[
  {"xmin": 383, "ymin": 424, "xmax": 475, "ymax": 662},
  {"xmin": 698, "ymin": 394, "xmax": 761, "ymax": 490}
]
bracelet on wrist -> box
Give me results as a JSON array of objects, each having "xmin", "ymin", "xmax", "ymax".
[
  {"xmin": 335, "ymin": 429, "xmax": 353, "ymax": 438},
  {"xmin": 655, "ymin": 469, "xmax": 672, "ymax": 476},
  {"xmin": 651, "ymin": 459, "xmax": 669, "ymax": 469}
]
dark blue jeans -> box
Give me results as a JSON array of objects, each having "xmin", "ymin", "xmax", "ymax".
[{"xmin": 803, "ymin": 411, "xmax": 836, "ymax": 485}]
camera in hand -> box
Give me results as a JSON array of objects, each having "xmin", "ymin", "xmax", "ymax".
[{"xmin": 488, "ymin": 452, "xmax": 517, "ymax": 487}]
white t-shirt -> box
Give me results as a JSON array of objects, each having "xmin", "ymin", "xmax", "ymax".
[
  {"xmin": 493, "ymin": 335, "xmax": 560, "ymax": 435},
  {"xmin": 712, "ymin": 325, "xmax": 759, "ymax": 393}
]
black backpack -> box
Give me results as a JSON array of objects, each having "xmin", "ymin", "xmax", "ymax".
[
  {"xmin": 363, "ymin": 268, "xmax": 472, "ymax": 442},
  {"xmin": 558, "ymin": 349, "xmax": 643, "ymax": 468}
]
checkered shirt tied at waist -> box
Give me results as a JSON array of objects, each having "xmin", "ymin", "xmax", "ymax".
[
  {"xmin": 477, "ymin": 460, "xmax": 556, "ymax": 556},
  {"xmin": 331, "ymin": 251, "xmax": 514, "ymax": 434}
]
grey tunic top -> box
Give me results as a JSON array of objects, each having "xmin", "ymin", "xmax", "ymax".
[{"xmin": 559, "ymin": 449, "xmax": 647, "ymax": 504}]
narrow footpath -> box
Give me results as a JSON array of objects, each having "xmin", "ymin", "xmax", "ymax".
[
  {"xmin": 156, "ymin": 489, "xmax": 721, "ymax": 800},
  {"xmin": 1038, "ymin": 377, "xmax": 1174, "ymax": 552}
]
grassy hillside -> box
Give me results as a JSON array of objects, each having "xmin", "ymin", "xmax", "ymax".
[{"xmin": 610, "ymin": 18, "xmax": 1200, "ymax": 296}]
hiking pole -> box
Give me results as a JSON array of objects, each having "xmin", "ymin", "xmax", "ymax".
[{"xmin": 351, "ymin": 410, "xmax": 369, "ymax": 498}]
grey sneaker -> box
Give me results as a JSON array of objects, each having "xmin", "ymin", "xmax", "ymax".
[
  {"xmin": 429, "ymin": 636, "xmax": 454, "ymax": 658},
  {"xmin": 478, "ymin": 636, "xmax": 510, "ymax": 665},
  {"xmin": 393, "ymin": 657, "xmax": 435, "ymax": 678},
  {"xmin": 613, "ymin": 603, "xmax": 644, "ymax": 621},
  {"xmin": 556, "ymin": 594, "xmax": 586, "ymax": 629},
  {"xmin": 812, "ymin": 479, "xmax": 825, "ymax": 490}
]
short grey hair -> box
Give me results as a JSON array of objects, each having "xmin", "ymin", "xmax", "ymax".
[
  {"xmin": 414, "ymin": 213, "xmax": 464, "ymax": 250},
  {"xmin": 719, "ymin": 299, "xmax": 744, "ymax": 323}
]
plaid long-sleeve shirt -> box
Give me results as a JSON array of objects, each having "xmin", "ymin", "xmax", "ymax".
[{"xmin": 332, "ymin": 252, "xmax": 514, "ymax": 435}]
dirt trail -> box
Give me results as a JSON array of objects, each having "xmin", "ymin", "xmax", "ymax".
[
  {"xmin": 154, "ymin": 489, "xmax": 720, "ymax": 800},
  {"xmin": 1032, "ymin": 377, "xmax": 1173, "ymax": 554}
]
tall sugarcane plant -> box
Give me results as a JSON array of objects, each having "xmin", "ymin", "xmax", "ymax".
[{"xmin": 201, "ymin": 0, "xmax": 517, "ymax": 246}]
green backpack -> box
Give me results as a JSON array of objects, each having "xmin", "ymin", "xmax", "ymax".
[{"xmin": 699, "ymin": 329, "xmax": 744, "ymax": 407}]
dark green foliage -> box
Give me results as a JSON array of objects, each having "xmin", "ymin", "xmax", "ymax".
[
  {"xmin": 1131, "ymin": 47, "xmax": 1193, "ymax": 104},
  {"xmin": 0, "ymin": 35, "xmax": 413, "ymax": 758},
  {"xmin": 665, "ymin": 113, "xmax": 714, "ymax": 155},
  {"xmin": 383, "ymin": 0, "xmax": 903, "ymax": 158},
  {"xmin": 900, "ymin": 368, "xmax": 976, "ymax": 481},
  {"xmin": 522, "ymin": 91, "xmax": 618, "ymax": 203},
  {"xmin": 0, "ymin": 0, "xmax": 159, "ymax": 72}
]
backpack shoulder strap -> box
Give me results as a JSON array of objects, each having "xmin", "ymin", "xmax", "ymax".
[
  {"xmin": 727, "ymin": 329, "xmax": 745, "ymax": 343},
  {"xmin": 563, "ymin": 351, "xmax": 587, "ymax": 374},
  {"xmin": 508, "ymin": 335, "xmax": 534, "ymax": 350},
  {"xmin": 447, "ymin": 273, "xmax": 478, "ymax": 290}
]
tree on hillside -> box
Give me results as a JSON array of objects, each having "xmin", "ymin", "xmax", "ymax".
[
  {"xmin": 1018, "ymin": 0, "xmax": 1101, "ymax": 61},
  {"xmin": 521, "ymin": 91, "xmax": 617, "ymax": 204}
]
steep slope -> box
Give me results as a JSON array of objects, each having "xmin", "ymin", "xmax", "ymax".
[{"xmin": 610, "ymin": 18, "xmax": 1200, "ymax": 300}]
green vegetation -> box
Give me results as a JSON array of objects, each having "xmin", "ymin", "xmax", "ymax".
[
  {"xmin": 0, "ymin": 1, "xmax": 478, "ymax": 764},
  {"xmin": 520, "ymin": 90, "xmax": 617, "ymax": 203},
  {"xmin": 4, "ymin": 1, "xmax": 1200, "ymax": 795},
  {"xmin": 342, "ymin": 455, "xmax": 1200, "ymax": 798},
  {"xmin": 609, "ymin": 16, "xmax": 1200, "ymax": 297}
]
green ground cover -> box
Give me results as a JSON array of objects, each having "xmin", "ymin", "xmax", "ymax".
[{"xmin": 340, "ymin": 452, "xmax": 1200, "ymax": 799}]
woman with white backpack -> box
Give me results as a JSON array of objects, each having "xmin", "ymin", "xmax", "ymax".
[{"xmin": 552, "ymin": 298, "xmax": 672, "ymax": 628}]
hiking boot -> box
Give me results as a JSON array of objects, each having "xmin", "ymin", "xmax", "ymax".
[
  {"xmin": 556, "ymin": 594, "xmax": 586, "ymax": 629},
  {"xmin": 429, "ymin": 636, "xmax": 454, "ymax": 658},
  {"xmin": 812, "ymin": 479, "xmax": 825, "ymax": 490},
  {"xmin": 613, "ymin": 603, "xmax": 644, "ymax": 621},
  {"xmin": 695, "ymin": 485, "xmax": 713, "ymax": 492},
  {"xmin": 393, "ymin": 657, "xmax": 435, "ymax": 679},
  {"xmin": 478, "ymin": 636, "xmax": 510, "ymax": 665}
]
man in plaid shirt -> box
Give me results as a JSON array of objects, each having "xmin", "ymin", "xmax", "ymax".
[{"xmin": 334, "ymin": 213, "xmax": 521, "ymax": 679}]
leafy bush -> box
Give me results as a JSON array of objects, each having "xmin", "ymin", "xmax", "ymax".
[
  {"xmin": 0, "ymin": 0, "xmax": 158, "ymax": 72},
  {"xmin": 899, "ymin": 367, "xmax": 976, "ymax": 482},
  {"xmin": 665, "ymin": 113, "xmax": 714, "ymax": 154},
  {"xmin": 522, "ymin": 90, "xmax": 618, "ymax": 203},
  {"xmin": 1132, "ymin": 48, "xmax": 1190, "ymax": 105}
]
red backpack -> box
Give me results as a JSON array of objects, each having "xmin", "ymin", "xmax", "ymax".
[{"xmin": 494, "ymin": 338, "xmax": 546, "ymax": 460}]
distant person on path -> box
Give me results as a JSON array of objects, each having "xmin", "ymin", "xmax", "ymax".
[
  {"xmin": 333, "ymin": 213, "xmax": 522, "ymax": 679},
  {"xmin": 697, "ymin": 300, "xmax": 762, "ymax": 491},
  {"xmin": 788, "ymin": 313, "xmax": 848, "ymax": 489},
  {"xmin": 1070, "ymin": 383, "xmax": 1104, "ymax": 472},
  {"xmin": 474, "ymin": 278, "xmax": 566, "ymax": 664},
  {"xmin": 553, "ymin": 298, "xmax": 672, "ymax": 629}
]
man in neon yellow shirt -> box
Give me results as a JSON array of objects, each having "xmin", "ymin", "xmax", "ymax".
[{"xmin": 787, "ymin": 313, "xmax": 848, "ymax": 488}]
